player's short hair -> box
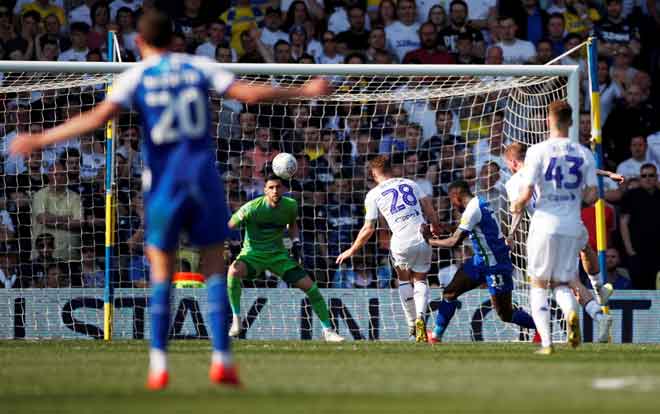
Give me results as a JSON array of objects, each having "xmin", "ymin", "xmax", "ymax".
[
  {"xmin": 369, "ymin": 155, "xmax": 392, "ymax": 174},
  {"xmin": 138, "ymin": 10, "xmax": 173, "ymax": 49},
  {"xmin": 548, "ymin": 100, "xmax": 572, "ymax": 127},
  {"xmin": 448, "ymin": 180, "xmax": 473, "ymax": 196},
  {"xmin": 504, "ymin": 142, "xmax": 527, "ymax": 161}
]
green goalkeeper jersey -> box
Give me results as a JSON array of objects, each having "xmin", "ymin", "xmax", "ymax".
[{"xmin": 230, "ymin": 196, "xmax": 298, "ymax": 254}]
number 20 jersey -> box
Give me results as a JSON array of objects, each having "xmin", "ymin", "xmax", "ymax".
[
  {"xmin": 364, "ymin": 177, "xmax": 427, "ymax": 248},
  {"xmin": 520, "ymin": 137, "xmax": 598, "ymax": 236},
  {"xmin": 107, "ymin": 53, "xmax": 235, "ymax": 190}
]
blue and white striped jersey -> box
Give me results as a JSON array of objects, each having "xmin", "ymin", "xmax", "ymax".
[
  {"xmin": 107, "ymin": 53, "xmax": 235, "ymax": 190},
  {"xmin": 458, "ymin": 196, "xmax": 511, "ymax": 268}
]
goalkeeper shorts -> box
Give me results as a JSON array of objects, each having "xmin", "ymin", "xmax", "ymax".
[{"xmin": 235, "ymin": 250, "xmax": 307, "ymax": 284}]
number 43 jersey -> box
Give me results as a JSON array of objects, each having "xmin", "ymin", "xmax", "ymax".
[
  {"xmin": 107, "ymin": 53, "xmax": 235, "ymax": 190},
  {"xmin": 520, "ymin": 137, "xmax": 598, "ymax": 236},
  {"xmin": 364, "ymin": 177, "xmax": 427, "ymax": 249}
]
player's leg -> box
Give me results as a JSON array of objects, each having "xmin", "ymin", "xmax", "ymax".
[
  {"xmin": 431, "ymin": 262, "xmax": 481, "ymax": 341},
  {"xmin": 394, "ymin": 266, "xmax": 416, "ymax": 339},
  {"xmin": 580, "ymin": 244, "xmax": 613, "ymax": 305},
  {"xmin": 199, "ymin": 244, "xmax": 240, "ymax": 385},
  {"xmin": 489, "ymin": 278, "xmax": 535, "ymax": 331},
  {"xmin": 291, "ymin": 270, "xmax": 344, "ymax": 342},
  {"xmin": 410, "ymin": 241, "xmax": 433, "ymax": 342},
  {"xmin": 145, "ymin": 246, "xmax": 176, "ymax": 389},
  {"xmin": 554, "ymin": 234, "xmax": 583, "ymax": 349},
  {"xmin": 571, "ymin": 279, "xmax": 612, "ymax": 343},
  {"xmin": 227, "ymin": 259, "xmax": 250, "ymax": 337},
  {"xmin": 527, "ymin": 227, "xmax": 553, "ymax": 352}
]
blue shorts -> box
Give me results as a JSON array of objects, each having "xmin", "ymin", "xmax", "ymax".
[
  {"xmin": 144, "ymin": 165, "xmax": 230, "ymax": 251},
  {"xmin": 463, "ymin": 260, "xmax": 514, "ymax": 296}
]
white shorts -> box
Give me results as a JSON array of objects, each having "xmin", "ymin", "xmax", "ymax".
[
  {"xmin": 390, "ymin": 239, "xmax": 432, "ymax": 273},
  {"xmin": 526, "ymin": 226, "xmax": 588, "ymax": 283}
]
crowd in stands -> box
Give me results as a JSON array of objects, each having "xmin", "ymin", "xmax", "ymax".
[{"xmin": 1, "ymin": 0, "xmax": 660, "ymax": 291}]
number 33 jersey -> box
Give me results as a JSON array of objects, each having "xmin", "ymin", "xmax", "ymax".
[
  {"xmin": 107, "ymin": 53, "xmax": 235, "ymax": 190},
  {"xmin": 364, "ymin": 177, "xmax": 427, "ymax": 248},
  {"xmin": 520, "ymin": 137, "xmax": 598, "ymax": 236}
]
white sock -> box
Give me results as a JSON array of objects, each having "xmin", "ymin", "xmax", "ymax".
[
  {"xmin": 212, "ymin": 351, "xmax": 233, "ymax": 366},
  {"xmin": 587, "ymin": 273, "xmax": 602, "ymax": 291},
  {"xmin": 584, "ymin": 299, "xmax": 604, "ymax": 321},
  {"xmin": 398, "ymin": 282, "xmax": 416, "ymax": 327},
  {"xmin": 413, "ymin": 280, "xmax": 429, "ymax": 319},
  {"xmin": 150, "ymin": 348, "xmax": 167, "ymax": 373},
  {"xmin": 554, "ymin": 285, "xmax": 579, "ymax": 318},
  {"xmin": 530, "ymin": 287, "xmax": 552, "ymax": 348}
]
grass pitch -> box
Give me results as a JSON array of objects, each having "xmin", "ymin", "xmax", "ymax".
[{"xmin": 2, "ymin": 340, "xmax": 660, "ymax": 414}]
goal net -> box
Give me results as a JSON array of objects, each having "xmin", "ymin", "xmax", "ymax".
[{"xmin": 0, "ymin": 63, "xmax": 579, "ymax": 342}]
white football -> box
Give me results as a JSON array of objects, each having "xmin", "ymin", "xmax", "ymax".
[{"xmin": 272, "ymin": 152, "xmax": 298, "ymax": 180}]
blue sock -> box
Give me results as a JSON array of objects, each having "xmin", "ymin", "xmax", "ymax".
[
  {"xmin": 511, "ymin": 308, "xmax": 536, "ymax": 329},
  {"xmin": 207, "ymin": 274, "xmax": 231, "ymax": 353},
  {"xmin": 433, "ymin": 300, "xmax": 458, "ymax": 338},
  {"xmin": 150, "ymin": 281, "xmax": 171, "ymax": 351}
]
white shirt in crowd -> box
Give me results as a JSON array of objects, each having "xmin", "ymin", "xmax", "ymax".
[
  {"xmin": 318, "ymin": 53, "xmax": 344, "ymax": 64},
  {"xmin": 521, "ymin": 137, "xmax": 597, "ymax": 237},
  {"xmin": 327, "ymin": 6, "xmax": 372, "ymax": 34},
  {"xmin": 306, "ymin": 40, "xmax": 323, "ymax": 62},
  {"xmin": 69, "ymin": 4, "xmax": 92, "ymax": 26},
  {"xmin": 646, "ymin": 132, "xmax": 660, "ymax": 166},
  {"xmin": 260, "ymin": 28, "xmax": 289, "ymax": 49},
  {"xmin": 81, "ymin": 152, "xmax": 106, "ymax": 181},
  {"xmin": 386, "ymin": 21, "xmax": 421, "ymax": 62},
  {"xmin": 364, "ymin": 177, "xmax": 427, "ymax": 249},
  {"xmin": 616, "ymin": 157, "xmax": 656, "ymax": 179},
  {"xmin": 496, "ymin": 39, "xmax": 536, "ymax": 64},
  {"xmin": 0, "ymin": 130, "xmax": 26, "ymax": 174},
  {"xmin": 58, "ymin": 48, "xmax": 89, "ymax": 62},
  {"xmin": 467, "ymin": 0, "xmax": 497, "ymax": 21}
]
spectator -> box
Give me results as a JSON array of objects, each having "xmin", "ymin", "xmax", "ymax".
[
  {"xmin": 6, "ymin": 10, "xmax": 40, "ymax": 60},
  {"xmin": 116, "ymin": 125, "xmax": 142, "ymax": 177},
  {"xmin": 0, "ymin": 243, "xmax": 20, "ymax": 288},
  {"xmin": 403, "ymin": 21, "xmax": 455, "ymax": 64},
  {"xmin": 20, "ymin": 0, "xmax": 66, "ymax": 25},
  {"xmin": 195, "ymin": 21, "xmax": 229, "ymax": 58},
  {"xmin": 237, "ymin": 29, "xmax": 266, "ymax": 63},
  {"xmin": 87, "ymin": 1, "xmax": 110, "ymax": 50},
  {"xmin": 115, "ymin": 7, "xmax": 137, "ymax": 56},
  {"xmin": 328, "ymin": 0, "xmax": 368, "ymax": 35},
  {"xmin": 473, "ymin": 113, "xmax": 507, "ymax": 180},
  {"xmin": 594, "ymin": 0, "xmax": 640, "ymax": 59},
  {"xmin": 287, "ymin": 25, "xmax": 307, "ymax": 61},
  {"xmin": 439, "ymin": 0, "xmax": 484, "ymax": 57},
  {"xmin": 495, "ymin": 15, "xmax": 536, "ymax": 64},
  {"xmin": 520, "ymin": 0, "xmax": 549, "ymax": 46},
  {"xmin": 605, "ymin": 248, "xmax": 633, "ymax": 290},
  {"xmin": 0, "ymin": 6, "xmax": 14, "ymax": 46},
  {"xmin": 260, "ymin": 7, "xmax": 288, "ymax": 50},
  {"xmin": 616, "ymin": 136, "xmax": 655, "ymax": 180},
  {"xmin": 534, "ymin": 39, "xmax": 554, "ymax": 63},
  {"xmin": 69, "ymin": 0, "xmax": 96, "ymax": 26},
  {"xmin": 110, "ymin": 0, "xmax": 141, "ymax": 21},
  {"xmin": 609, "ymin": 45, "xmax": 638, "ymax": 89},
  {"xmin": 59, "ymin": 22, "xmax": 90, "ymax": 61},
  {"xmin": 332, "ymin": 253, "xmax": 376, "ymax": 288},
  {"xmin": 188, "ymin": 20, "xmax": 209, "ymax": 53},
  {"xmin": 80, "ymin": 244, "xmax": 103, "ymax": 287},
  {"xmin": 403, "ymin": 151, "xmax": 433, "ymax": 197},
  {"xmin": 563, "ymin": 0, "xmax": 600, "ymax": 37},
  {"xmin": 247, "ymin": 126, "xmax": 280, "ymax": 179},
  {"xmin": 373, "ymin": 0, "xmax": 396, "ymax": 28},
  {"xmin": 620, "ymin": 163, "xmax": 660, "ymax": 289},
  {"xmin": 454, "ymin": 33, "xmax": 482, "ymax": 64},
  {"xmin": 484, "ymin": 44, "xmax": 504, "ymax": 64},
  {"xmin": 385, "ymin": 0, "xmax": 420, "ymax": 62},
  {"xmin": 298, "ymin": 53, "xmax": 315, "ymax": 63},
  {"xmin": 590, "ymin": 58, "xmax": 622, "ymax": 127},
  {"xmin": 38, "ymin": 34, "xmax": 59, "ymax": 61},
  {"xmin": 26, "ymin": 232, "xmax": 58, "ymax": 286},
  {"xmin": 214, "ymin": 41, "xmax": 234, "ymax": 62},
  {"xmin": 272, "ymin": 39, "xmax": 292, "ymax": 63},
  {"xmin": 337, "ymin": 6, "xmax": 370, "ymax": 54},
  {"xmin": 603, "ymin": 84, "xmax": 659, "ymax": 165},
  {"xmin": 79, "ymin": 134, "xmax": 105, "ymax": 182},
  {"xmin": 318, "ymin": 31, "xmax": 344, "ymax": 64},
  {"xmin": 546, "ymin": 13, "xmax": 566, "ymax": 57},
  {"xmin": 118, "ymin": 191, "xmax": 148, "ymax": 287},
  {"xmin": 282, "ymin": 0, "xmax": 316, "ymax": 32},
  {"xmin": 220, "ymin": 0, "xmax": 263, "ymax": 56},
  {"xmin": 467, "ymin": 0, "xmax": 497, "ymax": 30},
  {"xmin": 427, "ymin": 4, "xmax": 449, "ymax": 33},
  {"xmin": 365, "ymin": 27, "xmax": 387, "ymax": 62},
  {"xmin": 173, "ymin": 0, "xmax": 206, "ymax": 42},
  {"xmin": 379, "ymin": 112, "xmax": 409, "ymax": 154},
  {"xmin": 323, "ymin": 176, "xmax": 363, "ymax": 262},
  {"xmin": 38, "ymin": 12, "xmax": 69, "ymax": 50}
]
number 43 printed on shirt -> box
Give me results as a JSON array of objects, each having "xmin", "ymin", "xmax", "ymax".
[{"xmin": 544, "ymin": 156, "xmax": 583, "ymax": 189}]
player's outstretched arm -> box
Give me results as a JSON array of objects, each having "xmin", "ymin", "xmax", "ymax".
[
  {"xmin": 225, "ymin": 78, "xmax": 330, "ymax": 104},
  {"xmin": 336, "ymin": 220, "xmax": 376, "ymax": 265},
  {"xmin": 596, "ymin": 169, "xmax": 625, "ymax": 184},
  {"xmin": 425, "ymin": 227, "xmax": 469, "ymax": 249},
  {"xmin": 10, "ymin": 101, "xmax": 121, "ymax": 156}
]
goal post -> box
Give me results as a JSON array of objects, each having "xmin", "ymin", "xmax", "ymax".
[{"xmin": 0, "ymin": 61, "xmax": 580, "ymax": 341}]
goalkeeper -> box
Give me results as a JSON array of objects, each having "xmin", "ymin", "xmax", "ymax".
[{"xmin": 227, "ymin": 174, "xmax": 344, "ymax": 342}]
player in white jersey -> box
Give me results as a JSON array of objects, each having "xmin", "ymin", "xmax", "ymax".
[
  {"xmin": 336, "ymin": 156, "xmax": 441, "ymax": 342},
  {"xmin": 504, "ymin": 143, "xmax": 617, "ymax": 343},
  {"xmin": 511, "ymin": 101, "xmax": 599, "ymax": 354}
]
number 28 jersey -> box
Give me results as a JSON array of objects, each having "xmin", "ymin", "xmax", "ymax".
[
  {"xmin": 107, "ymin": 53, "xmax": 235, "ymax": 189},
  {"xmin": 364, "ymin": 177, "xmax": 427, "ymax": 247},
  {"xmin": 520, "ymin": 137, "xmax": 597, "ymax": 236}
]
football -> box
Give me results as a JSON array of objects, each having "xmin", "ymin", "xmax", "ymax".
[{"xmin": 272, "ymin": 152, "xmax": 298, "ymax": 180}]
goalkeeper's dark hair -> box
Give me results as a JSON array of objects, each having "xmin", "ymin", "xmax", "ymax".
[
  {"xmin": 448, "ymin": 180, "xmax": 473, "ymax": 196},
  {"xmin": 138, "ymin": 10, "xmax": 173, "ymax": 48},
  {"xmin": 265, "ymin": 173, "xmax": 284, "ymax": 183}
]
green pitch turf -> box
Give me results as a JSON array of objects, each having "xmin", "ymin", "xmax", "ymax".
[{"xmin": 2, "ymin": 341, "xmax": 660, "ymax": 414}]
